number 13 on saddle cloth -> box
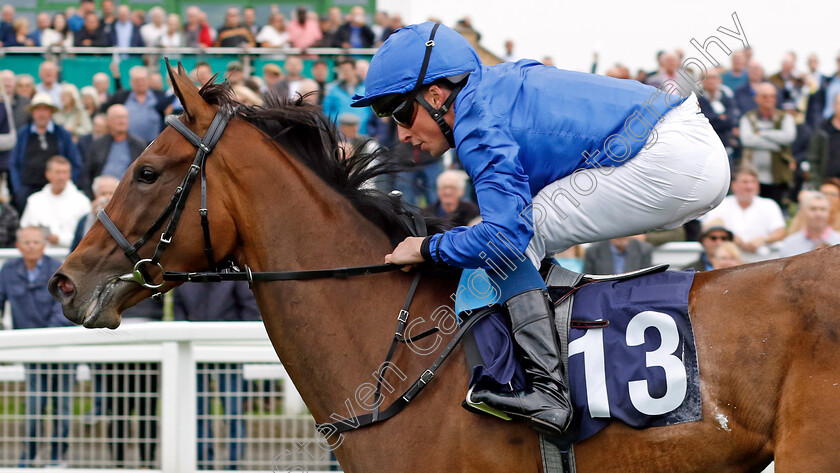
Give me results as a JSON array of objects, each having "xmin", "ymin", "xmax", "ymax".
[{"xmin": 455, "ymin": 267, "xmax": 702, "ymax": 442}]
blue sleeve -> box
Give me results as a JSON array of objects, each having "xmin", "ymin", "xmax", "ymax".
[{"xmin": 429, "ymin": 117, "xmax": 534, "ymax": 269}]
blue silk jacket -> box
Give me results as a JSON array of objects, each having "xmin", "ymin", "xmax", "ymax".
[{"xmin": 427, "ymin": 60, "xmax": 687, "ymax": 268}]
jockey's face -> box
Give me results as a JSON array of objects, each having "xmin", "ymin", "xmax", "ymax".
[{"xmin": 397, "ymin": 85, "xmax": 454, "ymax": 157}]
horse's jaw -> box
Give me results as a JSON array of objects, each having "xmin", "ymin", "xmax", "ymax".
[{"xmin": 49, "ymin": 272, "xmax": 135, "ymax": 329}]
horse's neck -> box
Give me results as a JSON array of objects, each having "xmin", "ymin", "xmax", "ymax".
[{"xmin": 230, "ymin": 152, "xmax": 431, "ymax": 420}]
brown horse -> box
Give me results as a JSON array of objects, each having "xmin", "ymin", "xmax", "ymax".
[{"xmin": 49, "ymin": 63, "xmax": 839, "ymax": 472}]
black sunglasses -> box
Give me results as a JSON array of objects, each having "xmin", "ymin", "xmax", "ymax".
[
  {"xmin": 372, "ymin": 93, "xmax": 419, "ymax": 128},
  {"xmin": 707, "ymin": 235, "xmax": 731, "ymax": 242}
]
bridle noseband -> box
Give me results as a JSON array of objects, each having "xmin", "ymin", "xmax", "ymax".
[{"xmin": 98, "ymin": 107, "xmax": 235, "ymax": 296}]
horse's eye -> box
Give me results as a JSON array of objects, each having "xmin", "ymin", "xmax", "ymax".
[{"xmin": 137, "ymin": 167, "xmax": 159, "ymax": 184}]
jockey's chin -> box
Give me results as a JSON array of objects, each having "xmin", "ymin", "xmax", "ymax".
[{"xmin": 422, "ymin": 138, "xmax": 452, "ymax": 158}]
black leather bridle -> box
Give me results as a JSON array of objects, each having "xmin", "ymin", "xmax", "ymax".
[
  {"xmin": 98, "ymin": 109, "xmax": 234, "ymax": 297},
  {"xmin": 98, "ymin": 107, "xmax": 402, "ymax": 298},
  {"xmin": 96, "ymin": 105, "xmax": 492, "ymax": 439}
]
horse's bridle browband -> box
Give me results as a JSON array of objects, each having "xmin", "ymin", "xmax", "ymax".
[{"xmin": 97, "ymin": 105, "xmax": 490, "ymax": 440}]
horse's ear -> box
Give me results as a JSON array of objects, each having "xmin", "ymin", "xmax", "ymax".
[{"xmin": 165, "ymin": 59, "xmax": 210, "ymax": 123}]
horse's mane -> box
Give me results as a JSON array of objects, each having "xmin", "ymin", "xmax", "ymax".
[{"xmin": 198, "ymin": 83, "xmax": 449, "ymax": 245}]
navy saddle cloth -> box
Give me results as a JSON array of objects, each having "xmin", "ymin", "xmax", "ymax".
[{"xmin": 455, "ymin": 267, "xmax": 702, "ymax": 442}]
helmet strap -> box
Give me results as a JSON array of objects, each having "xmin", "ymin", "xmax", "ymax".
[{"xmin": 416, "ymin": 82, "xmax": 464, "ymax": 148}]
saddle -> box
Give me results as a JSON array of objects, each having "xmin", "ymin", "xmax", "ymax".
[{"xmin": 458, "ymin": 261, "xmax": 670, "ymax": 473}]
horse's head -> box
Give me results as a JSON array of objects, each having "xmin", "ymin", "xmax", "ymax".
[{"xmin": 49, "ymin": 61, "xmax": 241, "ymax": 328}]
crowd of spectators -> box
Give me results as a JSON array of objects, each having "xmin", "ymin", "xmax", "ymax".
[
  {"xmin": 2, "ymin": 1, "xmax": 840, "ymax": 465},
  {"xmin": 0, "ymin": 2, "xmax": 399, "ymax": 49}
]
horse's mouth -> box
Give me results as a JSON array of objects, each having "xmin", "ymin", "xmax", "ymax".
[
  {"xmin": 79, "ymin": 278, "xmax": 137, "ymax": 329},
  {"xmin": 50, "ymin": 273, "xmax": 134, "ymax": 329}
]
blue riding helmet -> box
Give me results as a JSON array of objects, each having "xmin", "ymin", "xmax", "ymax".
[{"xmin": 350, "ymin": 21, "xmax": 481, "ymax": 108}]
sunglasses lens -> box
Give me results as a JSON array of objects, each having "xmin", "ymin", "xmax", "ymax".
[
  {"xmin": 371, "ymin": 94, "xmax": 402, "ymax": 118},
  {"xmin": 391, "ymin": 99, "xmax": 416, "ymax": 127}
]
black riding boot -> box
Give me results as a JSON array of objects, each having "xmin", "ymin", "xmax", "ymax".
[{"xmin": 469, "ymin": 289, "xmax": 573, "ymax": 437}]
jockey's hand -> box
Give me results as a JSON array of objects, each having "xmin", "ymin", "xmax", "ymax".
[{"xmin": 385, "ymin": 237, "xmax": 425, "ymax": 272}]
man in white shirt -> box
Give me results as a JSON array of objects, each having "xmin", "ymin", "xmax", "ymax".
[
  {"xmin": 702, "ymin": 163, "xmax": 786, "ymax": 255},
  {"xmin": 139, "ymin": 7, "xmax": 167, "ymax": 48},
  {"xmin": 779, "ymin": 191, "xmax": 840, "ymax": 257},
  {"xmin": 20, "ymin": 155, "xmax": 91, "ymax": 248}
]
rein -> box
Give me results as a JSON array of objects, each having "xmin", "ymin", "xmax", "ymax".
[{"xmin": 98, "ymin": 105, "xmax": 486, "ymax": 438}]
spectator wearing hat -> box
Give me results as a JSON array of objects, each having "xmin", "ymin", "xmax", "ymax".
[
  {"xmin": 779, "ymin": 191, "xmax": 840, "ymax": 257},
  {"xmin": 260, "ymin": 63, "xmax": 282, "ymax": 96},
  {"xmin": 9, "ymin": 93, "xmax": 83, "ymax": 213},
  {"xmin": 683, "ymin": 221, "xmax": 734, "ymax": 271},
  {"xmin": 701, "ymin": 164, "xmax": 786, "ymax": 256},
  {"xmin": 424, "ymin": 170, "xmax": 480, "ymax": 227},
  {"xmin": 323, "ymin": 59, "xmax": 371, "ymax": 134},
  {"xmin": 20, "ymin": 155, "xmax": 90, "ymax": 248}
]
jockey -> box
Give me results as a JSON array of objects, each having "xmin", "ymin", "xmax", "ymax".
[{"xmin": 353, "ymin": 22, "xmax": 730, "ymax": 437}]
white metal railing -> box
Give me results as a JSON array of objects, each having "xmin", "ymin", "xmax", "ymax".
[{"xmin": 0, "ymin": 322, "xmax": 335, "ymax": 473}]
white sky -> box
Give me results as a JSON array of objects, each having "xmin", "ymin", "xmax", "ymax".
[{"xmin": 377, "ymin": 0, "xmax": 840, "ymax": 76}]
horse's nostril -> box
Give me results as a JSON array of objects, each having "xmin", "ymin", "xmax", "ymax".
[
  {"xmin": 57, "ymin": 276, "xmax": 75, "ymax": 295},
  {"xmin": 50, "ymin": 273, "xmax": 76, "ymax": 302}
]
